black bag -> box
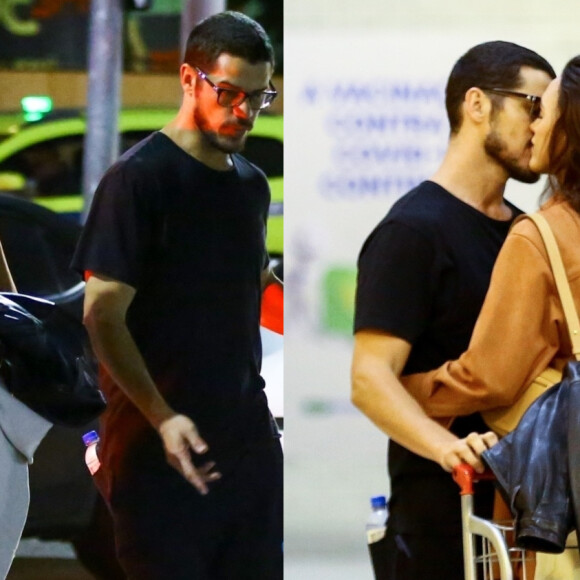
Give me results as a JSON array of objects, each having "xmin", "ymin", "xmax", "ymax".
[
  {"xmin": 0, "ymin": 292, "xmax": 106, "ymax": 427},
  {"xmin": 482, "ymin": 362, "xmax": 579, "ymax": 553}
]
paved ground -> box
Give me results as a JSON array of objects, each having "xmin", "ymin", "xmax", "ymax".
[
  {"xmin": 7, "ymin": 558, "xmax": 95, "ymax": 580},
  {"xmin": 8, "ymin": 543, "xmax": 372, "ymax": 580},
  {"xmin": 7, "ymin": 541, "xmax": 95, "ymax": 579},
  {"xmin": 283, "ymin": 407, "xmax": 389, "ymax": 579},
  {"xmin": 8, "ymin": 554, "xmax": 371, "ymax": 580}
]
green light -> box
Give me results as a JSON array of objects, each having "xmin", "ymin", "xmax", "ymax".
[{"xmin": 21, "ymin": 96, "xmax": 53, "ymax": 121}]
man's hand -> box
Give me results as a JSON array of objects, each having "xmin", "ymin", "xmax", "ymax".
[
  {"xmin": 436, "ymin": 431, "xmax": 498, "ymax": 474},
  {"xmin": 158, "ymin": 414, "xmax": 221, "ymax": 494}
]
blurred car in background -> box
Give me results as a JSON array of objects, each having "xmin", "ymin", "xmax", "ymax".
[{"xmin": 0, "ymin": 105, "xmax": 283, "ymax": 578}]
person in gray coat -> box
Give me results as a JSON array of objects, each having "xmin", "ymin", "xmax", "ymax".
[
  {"xmin": 0, "ymin": 387, "xmax": 52, "ymax": 579},
  {"xmin": 0, "ymin": 241, "xmax": 52, "ymax": 580}
]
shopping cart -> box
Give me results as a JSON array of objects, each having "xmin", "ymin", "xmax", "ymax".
[{"xmin": 454, "ymin": 463, "xmax": 531, "ymax": 580}]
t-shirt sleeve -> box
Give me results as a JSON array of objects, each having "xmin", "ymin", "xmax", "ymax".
[
  {"xmin": 354, "ymin": 220, "xmax": 437, "ymax": 342},
  {"xmin": 71, "ymin": 160, "xmax": 156, "ymax": 288}
]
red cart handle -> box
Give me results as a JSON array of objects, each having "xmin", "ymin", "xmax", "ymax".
[{"xmin": 453, "ymin": 463, "xmax": 495, "ymax": 496}]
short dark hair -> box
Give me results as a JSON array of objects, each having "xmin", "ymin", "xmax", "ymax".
[
  {"xmin": 183, "ymin": 11, "xmax": 274, "ymax": 72},
  {"xmin": 446, "ymin": 41, "xmax": 555, "ymax": 134},
  {"xmin": 548, "ymin": 56, "xmax": 580, "ymax": 212}
]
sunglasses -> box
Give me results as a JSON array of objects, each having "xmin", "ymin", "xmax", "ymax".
[
  {"xmin": 481, "ymin": 88, "xmax": 541, "ymax": 120},
  {"xmin": 195, "ymin": 67, "xmax": 277, "ymax": 111}
]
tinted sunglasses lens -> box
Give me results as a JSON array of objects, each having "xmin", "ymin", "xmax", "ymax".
[
  {"xmin": 262, "ymin": 93, "xmax": 276, "ymax": 109},
  {"xmin": 246, "ymin": 94, "xmax": 264, "ymax": 110},
  {"xmin": 217, "ymin": 89, "xmax": 275, "ymax": 110},
  {"xmin": 217, "ymin": 89, "xmax": 245, "ymax": 107}
]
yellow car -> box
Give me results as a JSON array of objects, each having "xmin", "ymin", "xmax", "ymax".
[{"xmin": 0, "ymin": 108, "xmax": 283, "ymax": 256}]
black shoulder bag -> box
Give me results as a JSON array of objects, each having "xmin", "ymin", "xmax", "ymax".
[{"xmin": 0, "ymin": 292, "xmax": 106, "ymax": 427}]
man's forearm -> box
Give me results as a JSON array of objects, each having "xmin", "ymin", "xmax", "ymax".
[
  {"xmin": 351, "ymin": 330, "xmax": 496, "ymax": 473},
  {"xmin": 352, "ymin": 360, "xmax": 459, "ymax": 463},
  {"xmin": 85, "ymin": 315, "xmax": 175, "ymax": 429}
]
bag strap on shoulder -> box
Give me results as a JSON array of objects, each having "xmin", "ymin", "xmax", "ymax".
[{"xmin": 525, "ymin": 213, "xmax": 580, "ymax": 361}]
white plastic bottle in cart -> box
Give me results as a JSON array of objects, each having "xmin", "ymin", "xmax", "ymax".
[
  {"xmin": 83, "ymin": 430, "xmax": 101, "ymax": 475},
  {"xmin": 366, "ymin": 495, "xmax": 388, "ymax": 544}
]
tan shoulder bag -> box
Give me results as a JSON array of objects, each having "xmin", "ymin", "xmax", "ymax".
[{"xmin": 482, "ymin": 213, "xmax": 580, "ymax": 436}]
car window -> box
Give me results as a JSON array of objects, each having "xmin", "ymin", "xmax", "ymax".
[
  {"xmin": 0, "ymin": 135, "xmax": 83, "ymax": 197},
  {"xmin": 0, "ymin": 214, "xmax": 81, "ymax": 295},
  {"xmin": 0, "ymin": 131, "xmax": 157, "ymax": 198},
  {"xmin": 0, "ymin": 126, "xmax": 283, "ymax": 198}
]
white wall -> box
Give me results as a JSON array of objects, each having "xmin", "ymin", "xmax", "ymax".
[{"xmin": 283, "ymin": 0, "xmax": 580, "ymax": 570}]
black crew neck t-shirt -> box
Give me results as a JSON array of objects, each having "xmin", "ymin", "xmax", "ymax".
[
  {"xmin": 72, "ymin": 132, "xmax": 272, "ymax": 467},
  {"xmin": 354, "ymin": 180, "xmax": 521, "ymax": 532}
]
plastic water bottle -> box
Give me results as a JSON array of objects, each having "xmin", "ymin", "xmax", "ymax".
[
  {"xmin": 82, "ymin": 430, "xmax": 101, "ymax": 475},
  {"xmin": 366, "ymin": 495, "xmax": 388, "ymax": 544}
]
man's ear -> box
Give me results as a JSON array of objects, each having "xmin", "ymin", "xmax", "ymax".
[
  {"xmin": 180, "ymin": 63, "xmax": 196, "ymax": 95},
  {"xmin": 463, "ymin": 87, "xmax": 492, "ymax": 125}
]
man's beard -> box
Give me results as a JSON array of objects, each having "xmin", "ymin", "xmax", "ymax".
[
  {"xmin": 194, "ymin": 109, "xmax": 249, "ymax": 154},
  {"xmin": 484, "ymin": 129, "xmax": 540, "ymax": 184}
]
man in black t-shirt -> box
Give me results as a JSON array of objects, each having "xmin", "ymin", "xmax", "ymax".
[
  {"xmin": 351, "ymin": 42, "xmax": 555, "ymax": 579},
  {"xmin": 72, "ymin": 12, "xmax": 282, "ymax": 580}
]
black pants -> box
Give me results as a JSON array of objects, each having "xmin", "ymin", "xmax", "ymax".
[
  {"xmin": 105, "ymin": 440, "xmax": 283, "ymax": 580},
  {"xmin": 378, "ymin": 527, "xmax": 464, "ymax": 580},
  {"xmin": 374, "ymin": 478, "xmax": 493, "ymax": 580}
]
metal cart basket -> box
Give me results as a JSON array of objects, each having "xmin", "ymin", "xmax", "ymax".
[{"xmin": 454, "ymin": 464, "xmax": 532, "ymax": 580}]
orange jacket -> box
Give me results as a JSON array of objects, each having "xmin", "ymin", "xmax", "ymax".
[{"xmin": 402, "ymin": 196, "xmax": 580, "ymax": 418}]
